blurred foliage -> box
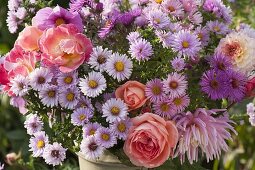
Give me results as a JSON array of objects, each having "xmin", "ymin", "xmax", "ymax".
[{"xmin": 1, "ymin": 0, "xmax": 255, "ymax": 170}]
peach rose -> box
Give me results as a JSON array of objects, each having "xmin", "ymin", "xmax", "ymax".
[
  {"xmin": 15, "ymin": 26, "xmax": 43, "ymax": 51},
  {"xmin": 115, "ymin": 81, "xmax": 147, "ymax": 111},
  {"xmin": 39, "ymin": 24, "xmax": 93, "ymax": 73},
  {"xmin": 123, "ymin": 113, "xmax": 178, "ymax": 168}
]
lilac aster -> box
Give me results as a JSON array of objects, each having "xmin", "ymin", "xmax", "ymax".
[
  {"xmin": 95, "ymin": 127, "xmax": 117, "ymax": 148},
  {"xmin": 10, "ymin": 75, "xmax": 29, "ymax": 96},
  {"xmin": 209, "ymin": 52, "xmax": 232, "ymax": 72},
  {"xmin": 200, "ymin": 70, "xmax": 227, "ymax": 100},
  {"xmin": 8, "ymin": 0, "xmax": 21, "ymax": 11},
  {"xmin": 71, "ymin": 108, "xmax": 93, "ymax": 126},
  {"xmin": 194, "ymin": 26, "xmax": 210, "ymax": 47},
  {"xmin": 24, "ymin": 114, "xmax": 43, "ymax": 135},
  {"xmin": 145, "ymin": 78, "xmax": 165, "ymax": 103},
  {"xmin": 155, "ymin": 30, "xmax": 172, "ymax": 48},
  {"xmin": 6, "ymin": 11, "xmax": 19, "ymax": 34},
  {"xmin": 32, "ymin": 6, "xmax": 83, "ymax": 31},
  {"xmin": 76, "ymin": 96, "xmax": 94, "ymax": 113},
  {"xmin": 83, "ymin": 123, "xmax": 101, "ymax": 137},
  {"xmin": 69, "ymin": 0, "xmax": 94, "ymax": 12},
  {"xmin": 29, "ymin": 131, "xmax": 49, "ymax": 157},
  {"xmin": 57, "ymin": 71, "xmax": 78, "ymax": 87},
  {"xmin": 226, "ymin": 70, "xmax": 247, "ymax": 102},
  {"xmin": 102, "ymin": 98, "xmax": 128, "ymax": 123},
  {"xmin": 172, "ymin": 95, "xmax": 190, "ymax": 113},
  {"xmin": 15, "ymin": 7, "xmax": 27, "ymax": 20},
  {"xmin": 170, "ymin": 30, "xmax": 201, "ymax": 57},
  {"xmin": 110, "ymin": 118, "xmax": 132, "ymax": 140},
  {"xmin": 188, "ymin": 11, "xmax": 203, "ymax": 25},
  {"xmin": 146, "ymin": 9, "xmax": 170, "ymax": 30},
  {"xmin": 29, "ymin": 67, "xmax": 53, "ymax": 91},
  {"xmin": 59, "ymin": 86, "xmax": 80, "ymax": 109},
  {"xmin": 171, "ymin": 57, "xmax": 185, "ymax": 72},
  {"xmin": 153, "ymin": 98, "xmax": 177, "ymax": 118},
  {"xmin": 162, "ymin": 0, "xmax": 184, "ymax": 17},
  {"xmin": 174, "ymin": 108, "xmax": 236, "ymax": 164},
  {"xmin": 247, "ymin": 103, "xmax": 255, "ymax": 115},
  {"xmin": 127, "ymin": 31, "xmax": 142, "ymax": 44},
  {"xmin": 43, "ymin": 142, "xmax": 67, "ymax": 166},
  {"xmin": 39, "ymin": 85, "xmax": 59, "ymax": 107},
  {"xmin": 80, "ymin": 136, "xmax": 105, "ymax": 160},
  {"xmin": 206, "ymin": 20, "xmax": 228, "ymax": 35},
  {"xmin": 128, "ymin": 38, "xmax": 153, "ymax": 61},
  {"xmin": 163, "ymin": 72, "xmax": 188, "ymax": 99}
]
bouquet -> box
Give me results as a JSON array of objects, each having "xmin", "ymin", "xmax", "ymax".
[{"xmin": 1, "ymin": 0, "xmax": 255, "ymax": 168}]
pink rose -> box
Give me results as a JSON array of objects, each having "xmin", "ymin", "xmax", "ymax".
[
  {"xmin": 39, "ymin": 24, "xmax": 93, "ymax": 73},
  {"xmin": 115, "ymin": 81, "xmax": 147, "ymax": 111},
  {"xmin": 15, "ymin": 26, "xmax": 43, "ymax": 51},
  {"xmin": 124, "ymin": 113, "xmax": 179, "ymax": 168}
]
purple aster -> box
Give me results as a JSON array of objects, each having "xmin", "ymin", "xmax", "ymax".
[
  {"xmin": 10, "ymin": 75, "xmax": 29, "ymax": 97},
  {"xmin": 209, "ymin": 52, "xmax": 232, "ymax": 72},
  {"xmin": 57, "ymin": 71, "xmax": 78, "ymax": 87},
  {"xmin": 29, "ymin": 131, "xmax": 49, "ymax": 157},
  {"xmin": 153, "ymin": 98, "xmax": 177, "ymax": 118},
  {"xmin": 110, "ymin": 118, "xmax": 132, "ymax": 140},
  {"xmin": 127, "ymin": 31, "xmax": 142, "ymax": 44},
  {"xmin": 80, "ymin": 136, "xmax": 105, "ymax": 160},
  {"xmin": 162, "ymin": 0, "xmax": 184, "ymax": 17},
  {"xmin": 43, "ymin": 142, "xmax": 67, "ymax": 166},
  {"xmin": 155, "ymin": 30, "xmax": 172, "ymax": 48},
  {"xmin": 206, "ymin": 20, "xmax": 228, "ymax": 35},
  {"xmin": 69, "ymin": 0, "xmax": 94, "ymax": 12},
  {"xmin": 145, "ymin": 78, "xmax": 165, "ymax": 103},
  {"xmin": 6, "ymin": 11, "xmax": 19, "ymax": 34},
  {"xmin": 200, "ymin": 69, "xmax": 227, "ymax": 100},
  {"xmin": 76, "ymin": 96, "xmax": 94, "ymax": 113},
  {"xmin": 59, "ymin": 86, "xmax": 80, "ymax": 109},
  {"xmin": 95, "ymin": 127, "xmax": 117, "ymax": 148},
  {"xmin": 226, "ymin": 70, "xmax": 247, "ymax": 102},
  {"xmin": 188, "ymin": 11, "xmax": 203, "ymax": 25},
  {"xmin": 71, "ymin": 108, "xmax": 93, "ymax": 126},
  {"xmin": 174, "ymin": 108, "xmax": 236, "ymax": 164},
  {"xmin": 180, "ymin": 0, "xmax": 199, "ymax": 13},
  {"xmin": 128, "ymin": 38, "xmax": 153, "ymax": 61},
  {"xmin": 24, "ymin": 114, "xmax": 44, "ymax": 135},
  {"xmin": 163, "ymin": 72, "xmax": 188, "ymax": 99},
  {"xmin": 146, "ymin": 9, "xmax": 170, "ymax": 30},
  {"xmin": 171, "ymin": 57, "xmax": 185, "ymax": 72},
  {"xmin": 39, "ymin": 85, "xmax": 59, "ymax": 108},
  {"xmin": 247, "ymin": 103, "xmax": 255, "ymax": 116},
  {"xmin": 29, "ymin": 67, "xmax": 53, "ymax": 91},
  {"xmin": 32, "ymin": 6, "xmax": 83, "ymax": 32},
  {"xmin": 83, "ymin": 123, "xmax": 101, "ymax": 138},
  {"xmin": 170, "ymin": 30, "xmax": 201, "ymax": 57},
  {"xmin": 172, "ymin": 95, "xmax": 190, "ymax": 113},
  {"xmin": 194, "ymin": 26, "xmax": 210, "ymax": 47}
]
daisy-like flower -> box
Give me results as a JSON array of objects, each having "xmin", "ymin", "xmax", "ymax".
[
  {"xmin": 57, "ymin": 71, "xmax": 78, "ymax": 87},
  {"xmin": 71, "ymin": 108, "xmax": 93, "ymax": 126},
  {"xmin": 153, "ymin": 98, "xmax": 177, "ymax": 118},
  {"xmin": 43, "ymin": 142, "xmax": 67, "ymax": 166},
  {"xmin": 209, "ymin": 52, "xmax": 232, "ymax": 72},
  {"xmin": 105, "ymin": 53, "xmax": 133, "ymax": 82},
  {"xmin": 194, "ymin": 26, "xmax": 210, "ymax": 47},
  {"xmin": 83, "ymin": 123, "xmax": 101, "ymax": 138},
  {"xmin": 80, "ymin": 136, "xmax": 105, "ymax": 160},
  {"xmin": 10, "ymin": 75, "xmax": 29, "ymax": 96},
  {"xmin": 39, "ymin": 85, "xmax": 59, "ymax": 107},
  {"xmin": 29, "ymin": 131, "xmax": 49, "ymax": 157},
  {"xmin": 145, "ymin": 78, "xmax": 165, "ymax": 103},
  {"xmin": 174, "ymin": 108, "xmax": 236, "ymax": 164},
  {"xmin": 170, "ymin": 30, "xmax": 201, "ymax": 57},
  {"xmin": 29, "ymin": 67, "xmax": 53, "ymax": 91},
  {"xmin": 110, "ymin": 118, "xmax": 132, "ymax": 140},
  {"xmin": 79, "ymin": 71, "xmax": 107, "ymax": 98},
  {"xmin": 146, "ymin": 9, "xmax": 170, "ymax": 30},
  {"xmin": 59, "ymin": 86, "xmax": 80, "ymax": 109},
  {"xmin": 24, "ymin": 114, "xmax": 43, "ymax": 135},
  {"xmin": 127, "ymin": 31, "xmax": 141, "ymax": 43},
  {"xmin": 163, "ymin": 72, "xmax": 188, "ymax": 99},
  {"xmin": 200, "ymin": 70, "xmax": 227, "ymax": 100},
  {"xmin": 76, "ymin": 96, "xmax": 94, "ymax": 113},
  {"xmin": 226, "ymin": 70, "xmax": 247, "ymax": 102},
  {"xmin": 206, "ymin": 20, "xmax": 228, "ymax": 35},
  {"xmin": 102, "ymin": 98, "xmax": 128, "ymax": 123},
  {"xmin": 88, "ymin": 46, "xmax": 112, "ymax": 72},
  {"xmin": 162, "ymin": 0, "xmax": 184, "ymax": 17},
  {"xmin": 155, "ymin": 30, "xmax": 172, "ymax": 48},
  {"xmin": 129, "ymin": 38, "xmax": 153, "ymax": 61},
  {"xmin": 172, "ymin": 95, "xmax": 190, "ymax": 113},
  {"xmin": 171, "ymin": 57, "xmax": 185, "ymax": 72},
  {"xmin": 95, "ymin": 127, "xmax": 117, "ymax": 148}
]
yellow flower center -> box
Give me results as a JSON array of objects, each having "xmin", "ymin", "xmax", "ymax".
[
  {"xmin": 55, "ymin": 18, "xmax": 65, "ymax": 26},
  {"xmin": 66, "ymin": 92, "xmax": 75, "ymax": 101},
  {"xmin": 38, "ymin": 77, "xmax": 46, "ymax": 84},
  {"xmin": 88, "ymin": 80, "xmax": 98, "ymax": 89},
  {"xmin": 174, "ymin": 98, "xmax": 182, "ymax": 106},
  {"xmin": 89, "ymin": 129, "xmax": 96, "ymax": 135},
  {"xmin": 152, "ymin": 86, "xmax": 161, "ymax": 95},
  {"xmin": 155, "ymin": 0, "xmax": 163, "ymax": 3},
  {"xmin": 102, "ymin": 134, "xmax": 110, "ymax": 141},
  {"xmin": 169, "ymin": 81, "xmax": 178, "ymax": 89},
  {"xmin": 47, "ymin": 90, "xmax": 56, "ymax": 98},
  {"xmin": 79, "ymin": 114, "xmax": 86, "ymax": 121},
  {"xmin": 97, "ymin": 55, "xmax": 107, "ymax": 64},
  {"xmin": 64, "ymin": 76, "xmax": 73, "ymax": 84},
  {"xmin": 213, "ymin": 26, "xmax": 220, "ymax": 32},
  {"xmin": 114, "ymin": 61, "xmax": 125, "ymax": 72},
  {"xmin": 37, "ymin": 140, "xmax": 45, "ymax": 149},
  {"xmin": 168, "ymin": 6, "xmax": 175, "ymax": 12},
  {"xmin": 182, "ymin": 41, "xmax": 189, "ymax": 48},
  {"xmin": 111, "ymin": 106, "xmax": 120, "ymax": 116},
  {"xmin": 160, "ymin": 103, "xmax": 169, "ymax": 112},
  {"xmin": 117, "ymin": 123, "xmax": 126, "ymax": 132},
  {"xmin": 154, "ymin": 18, "xmax": 161, "ymax": 24},
  {"xmin": 198, "ymin": 33, "xmax": 203, "ymax": 40}
]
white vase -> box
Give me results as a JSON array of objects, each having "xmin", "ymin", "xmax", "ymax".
[{"xmin": 77, "ymin": 150, "xmax": 147, "ymax": 170}]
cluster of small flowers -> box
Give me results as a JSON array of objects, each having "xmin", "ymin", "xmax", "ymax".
[
  {"xmin": 247, "ymin": 103, "xmax": 255, "ymax": 126},
  {"xmin": 24, "ymin": 114, "xmax": 67, "ymax": 166}
]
